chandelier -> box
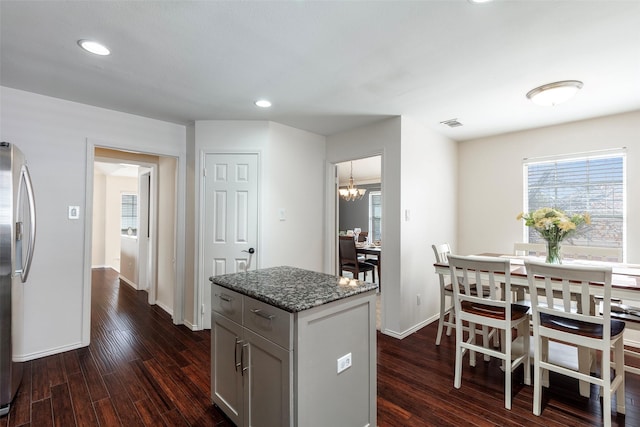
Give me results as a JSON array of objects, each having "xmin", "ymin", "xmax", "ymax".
[{"xmin": 339, "ymin": 162, "xmax": 366, "ymax": 201}]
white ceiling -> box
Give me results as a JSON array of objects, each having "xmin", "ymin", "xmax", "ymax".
[{"xmin": 1, "ymin": 1, "xmax": 639, "ymax": 142}]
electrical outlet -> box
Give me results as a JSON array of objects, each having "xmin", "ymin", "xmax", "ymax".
[{"xmin": 337, "ymin": 353, "xmax": 352, "ymax": 374}]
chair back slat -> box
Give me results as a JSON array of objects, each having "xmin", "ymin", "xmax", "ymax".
[
  {"xmin": 432, "ymin": 243, "xmax": 451, "ymax": 264},
  {"xmin": 448, "ymin": 254, "xmax": 512, "ymax": 309}
]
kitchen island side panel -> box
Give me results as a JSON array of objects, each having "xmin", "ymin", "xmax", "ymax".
[{"xmin": 294, "ymin": 290, "xmax": 377, "ymax": 427}]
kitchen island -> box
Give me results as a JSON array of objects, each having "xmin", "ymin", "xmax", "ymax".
[{"xmin": 210, "ymin": 266, "xmax": 378, "ymax": 427}]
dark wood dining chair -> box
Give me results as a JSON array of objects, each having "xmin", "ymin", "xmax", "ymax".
[{"xmin": 339, "ymin": 236, "xmax": 376, "ymax": 282}]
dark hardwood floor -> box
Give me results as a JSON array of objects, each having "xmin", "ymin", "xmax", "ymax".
[{"xmin": 2, "ymin": 267, "xmax": 639, "ymax": 426}]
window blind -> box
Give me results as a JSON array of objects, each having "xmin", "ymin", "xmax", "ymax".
[{"xmin": 524, "ymin": 151, "xmax": 625, "ymax": 249}]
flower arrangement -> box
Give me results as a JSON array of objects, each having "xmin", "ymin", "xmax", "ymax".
[{"xmin": 516, "ymin": 207, "xmax": 591, "ymax": 263}]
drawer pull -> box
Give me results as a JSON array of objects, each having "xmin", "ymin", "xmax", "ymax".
[
  {"xmin": 216, "ymin": 293, "xmax": 234, "ymax": 303},
  {"xmin": 250, "ymin": 308, "xmax": 276, "ymax": 321},
  {"xmin": 234, "ymin": 337, "xmax": 242, "ymax": 372}
]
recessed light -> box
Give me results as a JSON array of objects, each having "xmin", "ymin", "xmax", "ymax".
[
  {"xmin": 526, "ymin": 80, "xmax": 583, "ymax": 106},
  {"xmin": 255, "ymin": 99, "xmax": 272, "ymax": 108},
  {"xmin": 78, "ymin": 39, "xmax": 110, "ymax": 56}
]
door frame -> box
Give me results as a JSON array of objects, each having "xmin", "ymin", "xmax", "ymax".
[
  {"xmin": 83, "ymin": 138, "xmax": 186, "ymax": 345},
  {"xmin": 197, "ymin": 150, "xmax": 261, "ymax": 329}
]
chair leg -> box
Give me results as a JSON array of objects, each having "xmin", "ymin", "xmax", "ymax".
[
  {"xmin": 602, "ymin": 345, "xmax": 612, "ymax": 427},
  {"xmin": 504, "ymin": 330, "xmax": 512, "ymax": 410},
  {"xmin": 436, "ymin": 290, "xmax": 446, "ymax": 345},
  {"xmin": 482, "ymin": 325, "xmax": 490, "ymax": 362},
  {"xmin": 615, "ymin": 339, "xmax": 626, "ymax": 415},
  {"xmin": 541, "ymin": 337, "xmax": 549, "ymax": 388},
  {"xmin": 533, "ymin": 334, "xmax": 542, "ymax": 416},
  {"xmin": 523, "ymin": 323, "xmax": 531, "ymax": 386},
  {"xmin": 454, "ymin": 319, "xmax": 463, "ymax": 389},
  {"xmin": 469, "ymin": 322, "xmax": 477, "ymax": 367},
  {"xmin": 578, "ymin": 346, "xmax": 591, "ymax": 397},
  {"xmin": 446, "ymin": 307, "xmax": 454, "ymax": 337}
]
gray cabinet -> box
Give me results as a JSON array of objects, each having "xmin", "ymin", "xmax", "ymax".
[
  {"xmin": 211, "ymin": 285, "xmax": 292, "ymax": 427},
  {"xmin": 211, "ymin": 280, "xmax": 377, "ymax": 427}
]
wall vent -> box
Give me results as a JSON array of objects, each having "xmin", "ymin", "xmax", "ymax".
[{"xmin": 440, "ymin": 118, "xmax": 463, "ymax": 128}]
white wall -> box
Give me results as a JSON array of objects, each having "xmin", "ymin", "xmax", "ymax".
[
  {"xmin": 157, "ymin": 156, "xmax": 177, "ymax": 314},
  {"xmin": 327, "ymin": 116, "xmax": 458, "ymax": 337},
  {"xmin": 458, "ymin": 111, "xmax": 640, "ymax": 264},
  {"xmin": 0, "ymin": 87, "xmax": 185, "ymax": 360},
  {"xmin": 91, "ymin": 172, "xmax": 107, "ymax": 267},
  {"xmin": 192, "ymin": 120, "xmax": 326, "ymax": 328},
  {"xmin": 120, "ymin": 235, "xmax": 138, "ymax": 285},
  {"xmin": 106, "ymin": 175, "xmax": 138, "ymax": 272},
  {"xmin": 400, "ymin": 116, "xmax": 458, "ymax": 334}
]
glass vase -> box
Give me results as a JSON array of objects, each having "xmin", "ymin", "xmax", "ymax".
[{"xmin": 545, "ymin": 240, "xmax": 562, "ymax": 264}]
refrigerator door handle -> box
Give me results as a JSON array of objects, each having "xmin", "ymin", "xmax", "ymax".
[{"xmin": 19, "ymin": 165, "xmax": 36, "ymax": 283}]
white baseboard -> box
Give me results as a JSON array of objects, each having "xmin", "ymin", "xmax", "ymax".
[
  {"xmin": 119, "ymin": 275, "xmax": 137, "ymax": 290},
  {"xmin": 13, "ymin": 341, "xmax": 85, "ymax": 362},
  {"xmin": 381, "ymin": 317, "xmax": 432, "ymax": 339},
  {"xmin": 155, "ymin": 300, "xmax": 174, "ymax": 317}
]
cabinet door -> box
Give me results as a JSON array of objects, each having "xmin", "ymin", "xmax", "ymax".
[
  {"xmin": 243, "ymin": 329, "xmax": 292, "ymax": 427},
  {"xmin": 211, "ymin": 313, "xmax": 244, "ymax": 427}
]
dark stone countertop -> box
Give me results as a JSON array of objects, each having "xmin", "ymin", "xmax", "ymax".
[{"xmin": 210, "ymin": 266, "xmax": 378, "ymax": 313}]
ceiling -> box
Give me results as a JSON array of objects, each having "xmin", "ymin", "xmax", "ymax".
[
  {"xmin": 1, "ymin": 1, "xmax": 639, "ymax": 142},
  {"xmin": 337, "ymin": 156, "xmax": 381, "ymax": 186}
]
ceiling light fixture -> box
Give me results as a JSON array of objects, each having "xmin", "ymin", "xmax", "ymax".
[
  {"xmin": 77, "ymin": 39, "xmax": 110, "ymax": 56},
  {"xmin": 339, "ymin": 162, "xmax": 366, "ymax": 202},
  {"xmin": 255, "ymin": 99, "xmax": 272, "ymax": 108},
  {"xmin": 526, "ymin": 80, "xmax": 583, "ymax": 107}
]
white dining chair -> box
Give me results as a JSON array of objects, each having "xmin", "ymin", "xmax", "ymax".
[
  {"xmin": 561, "ymin": 245, "xmax": 623, "ymax": 262},
  {"xmin": 432, "ymin": 244, "xmax": 494, "ymax": 354},
  {"xmin": 448, "ymin": 254, "xmax": 531, "ymax": 410},
  {"xmin": 513, "ymin": 242, "xmax": 547, "ymax": 257},
  {"xmin": 524, "ymin": 260, "xmax": 625, "ymax": 427}
]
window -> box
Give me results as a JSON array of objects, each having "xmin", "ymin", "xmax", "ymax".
[
  {"xmin": 368, "ymin": 191, "xmax": 382, "ymax": 242},
  {"xmin": 524, "ymin": 150, "xmax": 625, "ymax": 250},
  {"xmin": 121, "ymin": 193, "xmax": 138, "ymax": 236}
]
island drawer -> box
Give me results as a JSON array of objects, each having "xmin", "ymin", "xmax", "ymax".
[
  {"xmin": 244, "ymin": 297, "xmax": 293, "ymax": 350},
  {"xmin": 212, "ymin": 285, "xmax": 243, "ymax": 324}
]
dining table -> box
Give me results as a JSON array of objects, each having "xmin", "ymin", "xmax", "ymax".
[
  {"xmin": 356, "ymin": 243, "xmax": 381, "ymax": 286},
  {"xmin": 433, "ymin": 253, "xmax": 640, "ymax": 395},
  {"xmin": 433, "ymin": 253, "xmax": 640, "ymax": 301}
]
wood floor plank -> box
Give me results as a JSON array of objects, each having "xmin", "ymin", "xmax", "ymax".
[
  {"xmin": 76, "ymin": 347, "xmax": 109, "ymax": 402},
  {"xmin": 102, "ymin": 373, "xmax": 145, "ymax": 427},
  {"xmin": 50, "ymin": 383, "xmax": 76, "ymax": 427},
  {"xmin": 30, "ymin": 357, "xmax": 50, "ymax": 402},
  {"xmin": 93, "ymin": 398, "xmax": 119, "ymax": 426},
  {"xmin": 134, "ymin": 398, "xmax": 169, "ymax": 427},
  {"xmin": 66, "ymin": 372, "xmax": 99, "ymax": 426},
  {"xmin": 31, "ymin": 398, "xmax": 54, "ymax": 427}
]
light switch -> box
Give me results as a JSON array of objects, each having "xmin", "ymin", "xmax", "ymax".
[
  {"xmin": 68, "ymin": 206, "xmax": 80, "ymax": 219},
  {"xmin": 279, "ymin": 208, "xmax": 286, "ymax": 221}
]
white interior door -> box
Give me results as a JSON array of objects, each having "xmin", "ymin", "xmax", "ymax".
[{"xmin": 203, "ymin": 153, "xmax": 259, "ymax": 329}]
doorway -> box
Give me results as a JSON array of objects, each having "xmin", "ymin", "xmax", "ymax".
[
  {"xmin": 90, "ymin": 147, "xmax": 177, "ymax": 310},
  {"xmin": 335, "ymin": 155, "xmax": 382, "ymax": 329}
]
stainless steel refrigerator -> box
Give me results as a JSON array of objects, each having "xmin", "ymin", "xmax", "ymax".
[{"xmin": 0, "ymin": 142, "xmax": 36, "ymax": 416}]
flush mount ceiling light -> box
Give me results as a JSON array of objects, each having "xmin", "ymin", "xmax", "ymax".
[
  {"xmin": 526, "ymin": 80, "xmax": 583, "ymax": 106},
  {"xmin": 77, "ymin": 39, "xmax": 110, "ymax": 56},
  {"xmin": 255, "ymin": 99, "xmax": 272, "ymax": 108},
  {"xmin": 339, "ymin": 162, "xmax": 366, "ymax": 202}
]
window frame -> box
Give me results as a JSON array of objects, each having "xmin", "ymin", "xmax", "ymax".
[
  {"xmin": 522, "ymin": 148, "xmax": 626, "ymax": 259},
  {"xmin": 121, "ymin": 192, "xmax": 139, "ymax": 238},
  {"xmin": 368, "ymin": 190, "xmax": 382, "ymax": 242}
]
